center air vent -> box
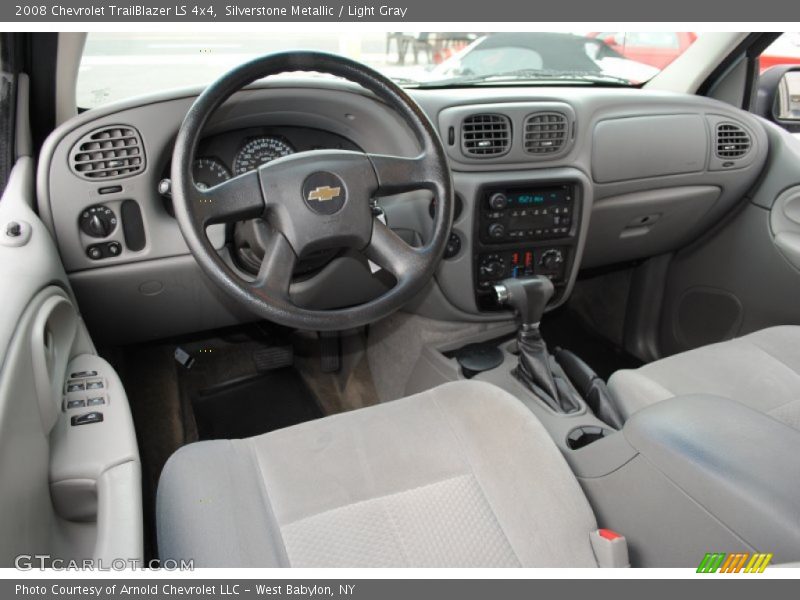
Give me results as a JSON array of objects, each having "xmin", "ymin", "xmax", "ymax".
[
  {"xmin": 715, "ymin": 123, "xmax": 751, "ymax": 159},
  {"xmin": 524, "ymin": 112, "xmax": 569, "ymax": 155},
  {"xmin": 462, "ymin": 114, "xmax": 511, "ymax": 157},
  {"xmin": 70, "ymin": 126, "xmax": 145, "ymax": 180}
]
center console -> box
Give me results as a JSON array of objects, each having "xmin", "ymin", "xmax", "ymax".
[{"xmin": 473, "ymin": 181, "xmax": 581, "ymax": 311}]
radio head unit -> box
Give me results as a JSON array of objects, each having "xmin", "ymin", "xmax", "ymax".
[{"xmin": 480, "ymin": 184, "xmax": 575, "ymax": 244}]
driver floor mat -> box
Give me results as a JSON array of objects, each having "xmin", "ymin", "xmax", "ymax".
[{"xmin": 191, "ymin": 368, "xmax": 324, "ymax": 440}]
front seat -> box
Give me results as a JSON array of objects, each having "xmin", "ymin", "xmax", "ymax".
[
  {"xmin": 608, "ymin": 326, "xmax": 800, "ymax": 430},
  {"xmin": 157, "ymin": 381, "xmax": 601, "ymax": 567}
]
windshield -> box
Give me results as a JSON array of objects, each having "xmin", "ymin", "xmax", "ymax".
[{"xmin": 78, "ymin": 31, "xmax": 701, "ymax": 109}]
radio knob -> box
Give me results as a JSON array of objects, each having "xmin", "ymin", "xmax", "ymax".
[
  {"xmin": 489, "ymin": 192, "xmax": 508, "ymax": 210},
  {"xmin": 487, "ymin": 223, "xmax": 506, "ymax": 239},
  {"xmin": 541, "ymin": 249, "xmax": 564, "ymax": 271}
]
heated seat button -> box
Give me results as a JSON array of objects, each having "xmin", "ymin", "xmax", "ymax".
[
  {"xmin": 66, "ymin": 399, "xmax": 86, "ymax": 409},
  {"xmin": 87, "ymin": 397, "xmax": 106, "ymax": 407},
  {"xmin": 86, "ymin": 379, "xmax": 104, "ymax": 390},
  {"xmin": 71, "ymin": 412, "xmax": 104, "ymax": 426}
]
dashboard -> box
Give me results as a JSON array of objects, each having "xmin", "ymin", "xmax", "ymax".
[{"xmin": 37, "ymin": 80, "xmax": 769, "ymax": 344}]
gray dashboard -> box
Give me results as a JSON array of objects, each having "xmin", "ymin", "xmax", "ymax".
[{"xmin": 36, "ymin": 79, "xmax": 769, "ymax": 344}]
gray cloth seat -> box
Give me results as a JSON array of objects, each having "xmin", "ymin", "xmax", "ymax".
[
  {"xmin": 608, "ymin": 326, "xmax": 800, "ymax": 430},
  {"xmin": 157, "ymin": 380, "xmax": 600, "ymax": 567}
]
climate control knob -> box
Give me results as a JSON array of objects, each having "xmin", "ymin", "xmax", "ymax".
[
  {"xmin": 489, "ymin": 192, "xmax": 508, "ymax": 210},
  {"xmin": 480, "ymin": 260, "xmax": 505, "ymax": 279},
  {"xmin": 540, "ymin": 249, "xmax": 564, "ymax": 271},
  {"xmin": 487, "ymin": 223, "xmax": 506, "ymax": 239},
  {"xmin": 79, "ymin": 205, "xmax": 117, "ymax": 238}
]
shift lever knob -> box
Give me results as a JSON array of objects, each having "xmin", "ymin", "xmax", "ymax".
[{"xmin": 494, "ymin": 276, "xmax": 554, "ymax": 327}]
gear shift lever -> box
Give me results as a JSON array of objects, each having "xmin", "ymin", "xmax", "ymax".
[{"xmin": 494, "ymin": 276, "xmax": 578, "ymax": 413}]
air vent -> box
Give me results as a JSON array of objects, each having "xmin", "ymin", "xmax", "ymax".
[
  {"xmin": 715, "ymin": 123, "xmax": 751, "ymax": 159},
  {"xmin": 70, "ymin": 126, "xmax": 145, "ymax": 180},
  {"xmin": 524, "ymin": 112, "xmax": 569, "ymax": 155},
  {"xmin": 462, "ymin": 114, "xmax": 511, "ymax": 157}
]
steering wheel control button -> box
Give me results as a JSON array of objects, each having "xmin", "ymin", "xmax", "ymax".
[
  {"xmin": 66, "ymin": 399, "xmax": 86, "ymax": 410},
  {"xmin": 79, "ymin": 205, "xmax": 117, "ymax": 238},
  {"xmin": 71, "ymin": 412, "xmax": 104, "ymax": 427},
  {"xmin": 302, "ymin": 172, "xmax": 346, "ymax": 215}
]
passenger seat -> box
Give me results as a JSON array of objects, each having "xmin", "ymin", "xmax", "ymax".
[{"xmin": 608, "ymin": 326, "xmax": 800, "ymax": 430}]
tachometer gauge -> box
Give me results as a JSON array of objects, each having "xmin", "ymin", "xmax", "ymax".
[
  {"xmin": 193, "ymin": 157, "xmax": 231, "ymax": 190},
  {"xmin": 234, "ymin": 136, "xmax": 294, "ymax": 175}
]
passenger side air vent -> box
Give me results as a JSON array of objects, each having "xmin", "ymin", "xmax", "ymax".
[
  {"xmin": 70, "ymin": 126, "xmax": 145, "ymax": 180},
  {"xmin": 461, "ymin": 114, "xmax": 511, "ymax": 157},
  {"xmin": 524, "ymin": 112, "xmax": 569, "ymax": 155},
  {"xmin": 715, "ymin": 123, "xmax": 751, "ymax": 159}
]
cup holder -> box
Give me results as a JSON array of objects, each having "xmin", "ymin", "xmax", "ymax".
[
  {"xmin": 452, "ymin": 343, "xmax": 505, "ymax": 378},
  {"xmin": 566, "ymin": 426, "xmax": 612, "ymax": 450}
]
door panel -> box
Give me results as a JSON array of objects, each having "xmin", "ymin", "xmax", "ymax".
[{"xmin": 0, "ymin": 157, "xmax": 142, "ymax": 564}]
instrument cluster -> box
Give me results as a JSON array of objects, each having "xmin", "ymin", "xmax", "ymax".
[{"xmin": 185, "ymin": 126, "xmax": 361, "ymax": 189}]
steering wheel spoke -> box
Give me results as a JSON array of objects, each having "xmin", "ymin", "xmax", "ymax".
[
  {"xmin": 368, "ymin": 153, "xmax": 436, "ymax": 195},
  {"xmin": 251, "ymin": 228, "xmax": 297, "ymax": 301},
  {"xmin": 191, "ymin": 170, "xmax": 265, "ymax": 226},
  {"xmin": 364, "ymin": 219, "xmax": 422, "ymax": 282}
]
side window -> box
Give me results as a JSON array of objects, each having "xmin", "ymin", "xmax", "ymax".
[
  {"xmin": 0, "ymin": 34, "xmax": 16, "ymax": 197},
  {"xmin": 756, "ymin": 32, "xmax": 800, "ymax": 134}
]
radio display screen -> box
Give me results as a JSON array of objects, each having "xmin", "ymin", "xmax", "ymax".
[{"xmin": 507, "ymin": 185, "xmax": 571, "ymax": 207}]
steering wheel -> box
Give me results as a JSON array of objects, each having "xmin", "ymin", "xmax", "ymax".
[{"xmin": 171, "ymin": 51, "xmax": 453, "ymax": 331}]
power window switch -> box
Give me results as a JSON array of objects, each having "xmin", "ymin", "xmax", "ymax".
[
  {"xmin": 66, "ymin": 399, "xmax": 86, "ymax": 409},
  {"xmin": 87, "ymin": 396, "xmax": 106, "ymax": 407},
  {"xmin": 71, "ymin": 412, "xmax": 103, "ymax": 426},
  {"xmin": 66, "ymin": 381, "xmax": 85, "ymax": 393},
  {"xmin": 85, "ymin": 379, "xmax": 105, "ymax": 391},
  {"xmin": 70, "ymin": 370, "xmax": 97, "ymax": 379}
]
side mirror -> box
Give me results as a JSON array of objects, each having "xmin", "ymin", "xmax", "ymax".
[{"xmin": 755, "ymin": 65, "xmax": 800, "ymax": 133}]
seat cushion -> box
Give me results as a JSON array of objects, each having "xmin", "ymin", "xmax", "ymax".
[
  {"xmin": 157, "ymin": 380, "xmax": 599, "ymax": 567},
  {"xmin": 608, "ymin": 326, "xmax": 800, "ymax": 429}
]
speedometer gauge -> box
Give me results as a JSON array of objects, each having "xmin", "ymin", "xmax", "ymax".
[
  {"xmin": 234, "ymin": 136, "xmax": 294, "ymax": 175},
  {"xmin": 193, "ymin": 157, "xmax": 231, "ymax": 190}
]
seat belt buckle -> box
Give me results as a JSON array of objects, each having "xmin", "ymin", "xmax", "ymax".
[{"xmin": 590, "ymin": 528, "xmax": 630, "ymax": 568}]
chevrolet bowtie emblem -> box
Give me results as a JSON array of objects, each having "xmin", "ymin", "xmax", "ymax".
[{"xmin": 307, "ymin": 186, "xmax": 341, "ymax": 202}]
